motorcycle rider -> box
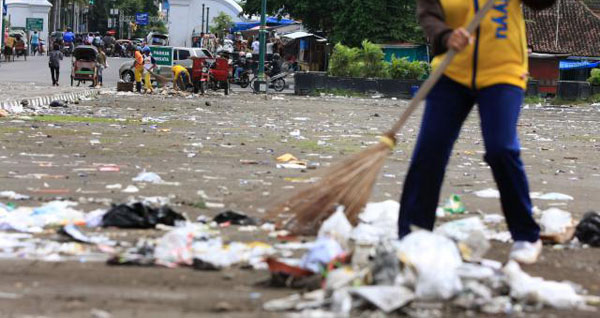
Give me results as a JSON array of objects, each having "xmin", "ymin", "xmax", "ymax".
[
  {"xmin": 63, "ymin": 28, "xmax": 75, "ymax": 54},
  {"xmin": 234, "ymin": 52, "xmax": 248, "ymax": 81},
  {"xmin": 268, "ymin": 53, "xmax": 282, "ymax": 78}
]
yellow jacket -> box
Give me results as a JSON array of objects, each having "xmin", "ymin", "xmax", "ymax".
[
  {"xmin": 425, "ymin": 0, "xmax": 529, "ymax": 90},
  {"xmin": 172, "ymin": 64, "xmax": 189, "ymax": 81}
]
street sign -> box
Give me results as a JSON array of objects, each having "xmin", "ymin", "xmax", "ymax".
[
  {"xmin": 135, "ymin": 12, "xmax": 149, "ymax": 26},
  {"xmin": 26, "ymin": 18, "xmax": 43, "ymax": 31},
  {"xmin": 150, "ymin": 46, "xmax": 173, "ymax": 66}
]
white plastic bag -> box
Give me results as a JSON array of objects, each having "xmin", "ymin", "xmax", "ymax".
[
  {"xmin": 394, "ymin": 231, "xmax": 463, "ymax": 300},
  {"xmin": 317, "ymin": 206, "xmax": 352, "ymax": 246},
  {"xmin": 503, "ymin": 260, "xmax": 585, "ymax": 309},
  {"xmin": 540, "ymin": 208, "xmax": 573, "ymax": 235}
]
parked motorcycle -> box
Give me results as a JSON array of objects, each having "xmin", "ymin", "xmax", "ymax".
[{"xmin": 250, "ymin": 69, "xmax": 289, "ymax": 93}]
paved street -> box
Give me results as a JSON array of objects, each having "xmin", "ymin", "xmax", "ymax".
[
  {"xmin": 0, "ymin": 55, "xmax": 124, "ymax": 88},
  {"xmin": 0, "ymin": 91, "xmax": 599, "ymax": 317}
]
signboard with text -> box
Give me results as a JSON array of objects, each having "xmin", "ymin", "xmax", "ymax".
[
  {"xmin": 135, "ymin": 12, "xmax": 149, "ymax": 26},
  {"xmin": 150, "ymin": 46, "xmax": 173, "ymax": 66},
  {"xmin": 26, "ymin": 18, "xmax": 43, "ymax": 31}
]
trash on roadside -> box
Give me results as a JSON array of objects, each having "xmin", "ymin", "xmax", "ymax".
[
  {"xmin": 530, "ymin": 192, "xmax": 574, "ymax": 201},
  {"xmin": 0, "ymin": 191, "xmax": 30, "ymax": 200},
  {"xmin": 575, "ymin": 211, "xmax": 600, "ymax": 247},
  {"xmin": 0, "ymin": 201, "xmax": 85, "ymax": 233},
  {"xmin": 539, "ymin": 208, "xmax": 576, "ymax": 244},
  {"xmin": 276, "ymin": 153, "xmax": 308, "ymax": 169},
  {"xmin": 101, "ymin": 203, "xmax": 185, "ymax": 229},
  {"xmin": 350, "ymin": 286, "xmax": 415, "ymax": 313},
  {"xmin": 395, "ymin": 231, "xmax": 463, "ymax": 300},
  {"xmin": 474, "ymin": 188, "xmax": 500, "ymax": 199},
  {"xmin": 300, "ymin": 237, "xmax": 345, "ymax": 273},
  {"xmin": 442, "ymin": 194, "xmax": 466, "ymax": 214},
  {"xmin": 213, "ymin": 210, "xmax": 258, "ymax": 225},
  {"xmin": 60, "ymin": 224, "xmax": 115, "ymax": 246},
  {"xmin": 503, "ymin": 260, "xmax": 585, "ymax": 309},
  {"xmin": 434, "ymin": 217, "xmax": 486, "ymax": 242},
  {"xmin": 121, "ymin": 185, "xmax": 140, "ymax": 193},
  {"xmin": 317, "ymin": 206, "xmax": 352, "ymax": 246},
  {"xmin": 132, "ymin": 171, "xmax": 164, "ymax": 184},
  {"xmin": 277, "ymin": 153, "xmax": 299, "ymax": 163}
]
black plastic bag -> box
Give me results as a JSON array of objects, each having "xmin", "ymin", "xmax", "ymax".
[
  {"xmin": 575, "ymin": 211, "xmax": 600, "ymax": 247},
  {"xmin": 213, "ymin": 210, "xmax": 257, "ymax": 225},
  {"xmin": 102, "ymin": 202, "xmax": 185, "ymax": 229}
]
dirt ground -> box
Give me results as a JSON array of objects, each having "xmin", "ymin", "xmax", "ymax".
[{"xmin": 0, "ymin": 91, "xmax": 599, "ymax": 317}]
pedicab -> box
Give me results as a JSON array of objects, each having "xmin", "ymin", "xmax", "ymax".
[
  {"xmin": 191, "ymin": 56, "xmax": 231, "ymax": 95},
  {"xmin": 70, "ymin": 45, "xmax": 98, "ymax": 86},
  {"xmin": 10, "ymin": 32, "xmax": 28, "ymax": 61}
]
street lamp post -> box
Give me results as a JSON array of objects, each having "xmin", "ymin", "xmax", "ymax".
[{"xmin": 255, "ymin": 0, "xmax": 267, "ymax": 93}]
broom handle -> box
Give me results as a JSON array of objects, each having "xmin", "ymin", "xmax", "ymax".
[{"xmin": 386, "ymin": 0, "xmax": 496, "ymax": 137}]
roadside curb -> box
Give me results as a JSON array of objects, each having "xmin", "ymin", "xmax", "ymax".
[{"xmin": 0, "ymin": 89, "xmax": 100, "ymax": 113}]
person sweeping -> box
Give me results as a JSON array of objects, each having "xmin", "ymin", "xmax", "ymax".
[
  {"xmin": 266, "ymin": 0, "xmax": 555, "ymax": 265},
  {"xmin": 397, "ymin": 0, "xmax": 556, "ymax": 264},
  {"xmin": 142, "ymin": 47, "xmax": 157, "ymax": 93},
  {"xmin": 171, "ymin": 64, "xmax": 191, "ymax": 91},
  {"xmin": 134, "ymin": 46, "xmax": 144, "ymax": 93}
]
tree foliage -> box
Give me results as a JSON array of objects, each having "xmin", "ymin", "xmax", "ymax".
[
  {"xmin": 240, "ymin": 0, "xmax": 423, "ymax": 47},
  {"xmin": 210, "ymin": 12, "xmax": 235, "ymax": 38},
  {"xmin": 329, "ymin": 41, "xmax": 428, "ymax": 80}
]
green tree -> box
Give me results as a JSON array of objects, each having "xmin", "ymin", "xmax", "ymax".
[
  {"xmin": 210, "ymin": 12, "xmax": 234, "ymax": 39},
  {"xmin": 240, "ymin": 0, "xmax": 423, "ymax": 46}
]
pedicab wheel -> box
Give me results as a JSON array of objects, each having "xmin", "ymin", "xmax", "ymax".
[
  {"xmin": 224, "ymin": 81, "xmax": 230, "ymax": 95},
  {"xmin": 273, "ymin": 78, "xmax": 285, "ymax": 92}
]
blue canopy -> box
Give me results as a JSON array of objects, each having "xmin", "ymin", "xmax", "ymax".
[
  {"xmin": 560, "ymin": 60, "xmax": 600, "ymax": 70},
  {"xmin": 231, "ymin": 17, "xmax": 297, "ymax": 32}
]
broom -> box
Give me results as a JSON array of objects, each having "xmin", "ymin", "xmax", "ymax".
[{"xmin": 266, "ymin": 0, "xmax": 496, "ymax": 235}]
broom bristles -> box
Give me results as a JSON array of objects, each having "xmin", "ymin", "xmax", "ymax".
[{"xmin": 266, "ymin": 141, "xmax": 392, "ymax": 236}]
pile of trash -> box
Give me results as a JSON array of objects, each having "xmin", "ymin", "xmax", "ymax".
[
  {"xmin": 260, "ymin": 202, "xmax": 600, "ymax": 316},
  {"xmin": 1, "ymin": 193, "xmax": 599, "ymax": 315}
]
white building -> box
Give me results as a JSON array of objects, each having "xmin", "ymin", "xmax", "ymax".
[
  {"xmin": 5, "ymin": 0, "xmax": 52, "ymax": 40},
  {"xmin": 168, "ymin": 0, "xmax": 244, "ymax": 47}
]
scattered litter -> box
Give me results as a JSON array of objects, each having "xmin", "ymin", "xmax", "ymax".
[
  {"xmin": 503, "ymin": 260, "xmax": 585, "ymax": 309},
  {"xmin": 102, "ymin": 203, "xmax": 185, "ymax": 229},
  {"xmin": 395, "ymin": 231, "xmax": 463, "ymax": 300},
  {"xmin": 540, "ymin": 208, "xmax": 574, "ymax": 235},
  {"xmin": 121, "ymin": 185, "xmax": 139, "ymax": 193},
  {"xmin": 350, "ymin": 286, "xmax": 415, "ymax": 313},
  {"xmin": 531, "ymin": 192, "xmax": 574, "ymax": 201},
  {"xmin": 213, "ymin": 211, "xmax": 257, "ymax": 226},
  {"xmin": 300, "ymin": 237, "xmax": 344, "ymax": 273},
  {"xmin": 132, "ymin": 171, "xmax": 163, "ymax": 184},
  {"xmin": 0, "ymin": 191, "xmax": 30, "ymax": 200},
  {"xmin": 474, "ymin": 188, "xmax": 500, "ymax": 199},
  {"xmin": 575, "ymin": 211, "xmax": 600, "ymax": 247},
  {"xmin": 442, "ymin": 194, "xmax": 466, "ymax": 214},
  {"xmin": 105, "ymin": 184, "xmax": 122, "ymax": 190}
]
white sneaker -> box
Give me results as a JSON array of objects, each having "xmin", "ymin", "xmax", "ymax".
[{"xmin": 509, "ymin": 240, "xmax": 542, "ymax": 264}]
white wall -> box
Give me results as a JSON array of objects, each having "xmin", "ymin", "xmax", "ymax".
[
  {"xmin": 6, "ymin": 0, "xmax": 52, "ymax": 41},
  {"xmin": 169, "ymin": 0, "xmax": 243, "ymax": 47}
]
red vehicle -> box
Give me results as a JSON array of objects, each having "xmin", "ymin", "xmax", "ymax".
[{"xmin": 191, "ymin": 56, "xmax": 231, "ymax": 95}]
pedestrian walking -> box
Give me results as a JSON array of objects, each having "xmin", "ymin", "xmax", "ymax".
[
  {"xmin": 30, "ymin": 31, "xmax": 39, "ymax": 56},
  {"xmin": 397, "ymin": 0, "xmax": 557, "ymax": 265},
  {"xmin": 96, "ymin": 47, "xmax": 108, "ymax": 87},
  {"xmin": 48, "ymin": 43, "xmax": 63, "ymax": 86}
]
